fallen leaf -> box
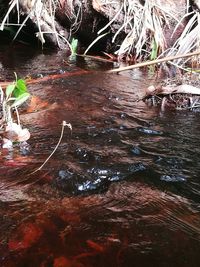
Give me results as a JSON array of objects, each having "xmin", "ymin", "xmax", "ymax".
[
  {"xmin": 9, "ymin": 223, "xmax": 42, "ymax": 251},
  {"xmin": 4, "ymin": 122, "xmax": 30, "ymax": 142},
  {"xmin": 17, "ymin": 128, "xmax": 30, "ymax": 142},
  {"xmin": 2, "ymin": 138, "xmax": 13, "ymax": 149},
  {"xmin": 86, "ymin": 240, "xmax": 104, "ymax": 252},
  {"xmin": 53, "ymin": 257, "xmax": 71, "ymax": 267}
]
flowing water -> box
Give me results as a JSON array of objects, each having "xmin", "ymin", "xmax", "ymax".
[{"xmin": 0, "ymin": 44, "xmax": 200, "ymax": 267}]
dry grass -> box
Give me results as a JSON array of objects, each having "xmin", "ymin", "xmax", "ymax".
[
  {"xmin": 167, "ymin": 10, "xmax": 200, "ymax": 68},
  {"xmin": 1, "ymin": 0, "xmax": 200, "ymax": 69},
  {"xmin": 0, "ymin": 0, "xmax": 68, "ymax": 48},
  {"xmin": 90, "ymin": 0, "xmax": 200, "ymax": 70},
  {"xmin": 93, "ymin": 0, "xmax": 180, "ymax": 59}
]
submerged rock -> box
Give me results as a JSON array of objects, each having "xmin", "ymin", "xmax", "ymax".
[
  {"xmin": 160, "ymin": 174, "xmax": 187, "ymax": 182},
  {"xmin": 137, "ymin": 127, "xmax": 163, "ymax": 135},
  {"xmin": 55, "ymin": 162, "xmax": 148, "ymax": 194}
]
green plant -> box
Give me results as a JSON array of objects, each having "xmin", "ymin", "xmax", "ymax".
[
  {"xmin": 70, "ymin": 38, "xmax": 78, "ymax": 55},
  {"xmin": 150, "ymin": 38, "xmax": 158, "ymax": 60},
  {"xmin": 0, "ymin": 75, "xmax": 30, "ymax": 148}
]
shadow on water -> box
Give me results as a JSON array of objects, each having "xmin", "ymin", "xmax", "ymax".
[{"xmin": 1, "ymin": 44, "xmax": 200, "ymax": 267}]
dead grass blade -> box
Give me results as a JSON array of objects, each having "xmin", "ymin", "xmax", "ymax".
[{"xmin": 107, "ymin": 50, "xmax": 200, "ymax": 73}]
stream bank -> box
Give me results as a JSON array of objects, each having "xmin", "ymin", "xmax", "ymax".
[{"xmin": 0, "ymin": 0, "xmax": 194, "ymax": 57}]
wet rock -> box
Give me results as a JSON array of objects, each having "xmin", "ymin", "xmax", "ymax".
[
  {"xmin": 160, "ymin": 174, "xmax": 187, "ymax": 182},
  {"xmin": 88, "ymin": 168, "xmax": 109, "ymax": 178},
  {"xmin": 77, "ymin": 163, "xmax": 147, "ymax": 194},
  {"xmin": 119, "ymin": 125, "xmax": 129, "ymax": 130},
  {"xmin": 20, "ymin": 141, "xmax": 31, "ymax": 156},
  {"xmin": 108, "ymin": 172, "xmax": 124, "ymax": 182},
  {"xmin": 77, "ymin": 179, "xmax": 105, "ymax": 192},
  {"xmin": 55, "ymin": 169, "xmax": 79, "ymax": 194},
  {"xmin": 130, "ymin": 146, "xmax": 141, "ymax": 156},
  {"xmin": 128, "ymin": 162, "xmax": 147, "ymax": 173},
  {"xmin": 58, "ymin": 170, "xmax": 73, "ymax": 180},
  {"xmin": 154, "ymin": 157, "xmax": 185, "ymax": 180},
  {"xmin": 155, "ymin": 156, "xmax": 183, "ymax": 166},
  {"xmin": 120, "ymin": 113, "xmax": 126, "ymax": 119},
  {"xmin": 77, "ymin": 167, "xmax": 125, "ymax": 193},
  {"xmin": 55, "ymin": 163, "xmax": 147, "ymax": 195},
  {"xmin": 137, "ymin": 127, "xmax": 163, "ymax": 135},
  {"xmin": 101, "ymin": 127, "xmax": 117, "ymax": 134},
  {"xmin": 88, "ymin": 167, "xmax": 125, "ymax": 182},
  {"xmin": 75, "ymin": 148, "xmax": 91, "ymax": 162}
]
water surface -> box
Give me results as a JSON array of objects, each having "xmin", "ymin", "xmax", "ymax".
[{"xmin": 0, "ymin": 44, "xmax": 200, "ymax": 267}]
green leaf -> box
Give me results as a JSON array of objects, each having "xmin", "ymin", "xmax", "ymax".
[
  {"xmin": 6, "ymin": 84, "xmax": 15, "ymax": 98},
  {"xmin": 150, "ymin": 38, "xmax": 158, "ymax": 60},
  {"xmin": 13, "ymin": 79, "xmax": 28, "ymax": 98},
  {"xmin": 11, "ymin": 92, "xmax": 30, "ymax": 108},
  {"xmin": 71, "ymin": 38, "xmax": 78, "ymax": 55}
]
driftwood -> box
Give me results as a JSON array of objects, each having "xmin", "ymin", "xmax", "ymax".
[
  {"xmin": 144, "ymin": 83, "xmax": 200, "ymax": 110},
  {"xmin": 146, "ymin": 84, "xmax": 200, "ymax": 97},
  {"xmin": 107, "ymin": 50, "xmax": 200, "ymax": 73}
]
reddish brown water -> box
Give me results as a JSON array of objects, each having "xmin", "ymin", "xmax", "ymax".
[{"xmin": 1, "ymin": 44, "xmax": 200, "ymax": 267}]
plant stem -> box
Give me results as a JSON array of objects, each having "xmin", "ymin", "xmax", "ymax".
[{"xmin": 31, "ymin": 121, "xmax": 72, "ymax": 174}]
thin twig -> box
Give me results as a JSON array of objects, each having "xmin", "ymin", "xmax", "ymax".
[
  {"xmin": 14, "ymin": 106, "xmax": 20, "ymax": 126},
  {"xmin": 107, "ymin": 50, "xmax": 200, "ymax": 73},
  {"xmin": 30, "ymin": 121, "xmax": 72, "ymax": 175},
  {"xmin": 77, "ymin": 54, "xmax": 115, "ymax": 63}
]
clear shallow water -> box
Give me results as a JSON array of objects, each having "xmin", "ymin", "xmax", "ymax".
[{"xmin": 0, "ymin": 44, "xmax": 200, "ymax": 267}]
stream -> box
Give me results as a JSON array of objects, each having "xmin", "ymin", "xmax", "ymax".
[{"xmin": 0, "ymin": 44, "xmax": 200, "ymax": 267}]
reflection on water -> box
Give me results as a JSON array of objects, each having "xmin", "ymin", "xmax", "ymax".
[{"xmin": 1, "ymin": 45, "xmax": 200, "ymax": 267}]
